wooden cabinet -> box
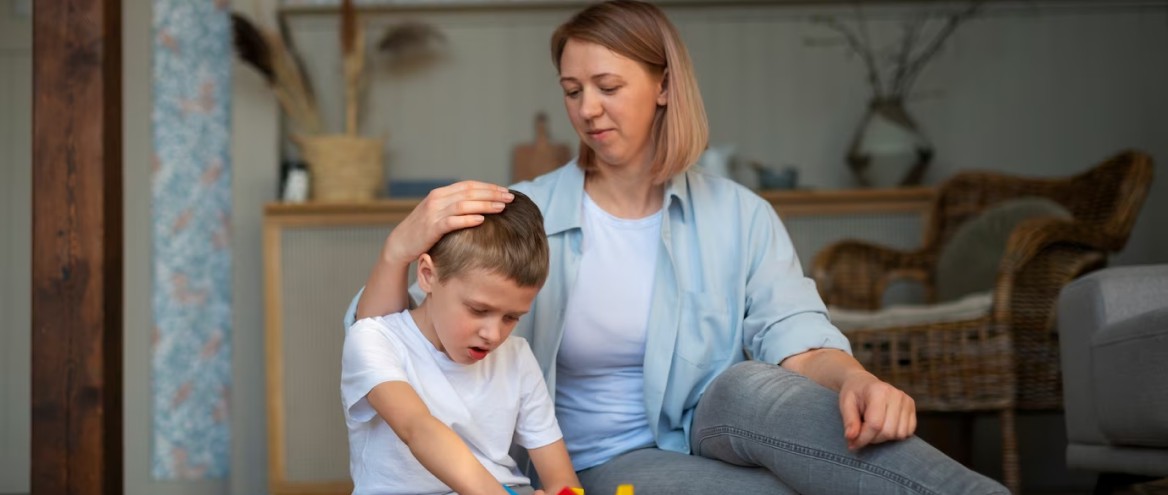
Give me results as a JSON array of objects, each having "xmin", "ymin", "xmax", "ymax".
[{"xmin": 262, "ymin": 187, "xmax": 934, "ymax": 495}]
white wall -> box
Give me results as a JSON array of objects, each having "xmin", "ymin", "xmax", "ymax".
[
  {"xmin": 0, "ymin": 2, "xmax": 31, "ymax": 493},
  {"xmin": 284, "ymin": 1, "xmax": 1167, "ymax": 266}
]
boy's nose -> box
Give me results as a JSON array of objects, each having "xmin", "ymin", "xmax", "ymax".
[{"xmin": 480, "ymin": 322, "xmax": 502, "ymax": 344}]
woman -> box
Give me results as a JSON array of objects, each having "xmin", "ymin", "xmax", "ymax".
[{"xmin": 346, "ymin": 1, "xmax": 1007, "ymax": 493}]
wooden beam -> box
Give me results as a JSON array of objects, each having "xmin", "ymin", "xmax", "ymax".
[{"xmin": 31, "ymin": 0, "xmax": 123, "ymax": 493}]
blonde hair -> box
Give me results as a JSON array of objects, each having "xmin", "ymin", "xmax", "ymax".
[
  {"xmin": 551, "ymin": 0, "xmax": 709, "ymax": 184},
  {"xmin": 428, "ymin": 191, "xmax": 549, "ymax": 288}
]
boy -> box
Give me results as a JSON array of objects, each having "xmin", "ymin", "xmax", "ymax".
[{"xmin": 341, "ymin": 191, "xmax": 580, "ymax": 495}]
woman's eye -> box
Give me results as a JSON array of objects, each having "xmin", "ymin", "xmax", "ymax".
[
  {"xmin": 564, "ymin": 89, "xmax": 580, "ymax": 98},
  {"xmin": 600, "ymin": 86, "xmax": 619, "ymax": 94}
]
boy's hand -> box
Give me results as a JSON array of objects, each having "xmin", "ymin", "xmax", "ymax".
[{"xmin": 527, "ymin": 440, "xmax": 581, "ymax": 495}]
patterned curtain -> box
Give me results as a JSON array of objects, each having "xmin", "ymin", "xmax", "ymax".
[{"xmin": 151, "ymin": 0, "xmax": 233, "ymax": 480}]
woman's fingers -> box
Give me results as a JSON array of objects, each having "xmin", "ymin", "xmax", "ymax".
[
  {"xmin": 850, "ymin": 382, "xmax": 920, "ymax": 449},
  {"xmin": 851, "ymin": 394, "xmax": 885, "ymax": 450},
  {"xmin": 439, "ymin": 214, "xmax": 487, "ymax": 231},
  {"xmin": 426, "ymin": 183, "xmax": 513, "ymax": 224},
  {"xmin": 876, "ymin": 392, "xmax": 902, "ymax": 444},
  {"xmin": 432, "ymin": 181, "xmax": 513, "ymax": 206},
  {"xmin": 838, "ymin": 390, "xmax": 862, "ymax": 442},
  {"xmin": 444, "ymin": 200, "xmax": 507, "ymax": 217},
  {"xmin": 382, "ymin": 181, "xmax": 512, "ymax": 264},
  {"xmin": 898, "ymin": 395, "xmax": 916, "ymax": 439}
]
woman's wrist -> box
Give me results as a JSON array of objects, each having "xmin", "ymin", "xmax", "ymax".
[{"xmin": 380, "ymin": 232, "xmax": 416, "ymax": 266}]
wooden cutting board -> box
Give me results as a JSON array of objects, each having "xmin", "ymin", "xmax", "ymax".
[{"xmin": 511, "ymin": 112, "xmax": 571, "ymax": 183}]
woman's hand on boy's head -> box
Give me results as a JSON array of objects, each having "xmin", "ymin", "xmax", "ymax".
[
  {"xmin": 838, "ymin": 370, "xmax": 917, "ymax": 451},
  {"xmin": 383, "ymin": 181, "xmax": 514, "ymax": 265}
]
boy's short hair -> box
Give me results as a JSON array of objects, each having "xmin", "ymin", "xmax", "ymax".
[{"xmin": 428, "ymin": 190, "xmax": 549, "ymax": 287}]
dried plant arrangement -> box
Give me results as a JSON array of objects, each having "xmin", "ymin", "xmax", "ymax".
[
  {"xmin": 231, "ymin": 11, "xmax": 323, "ymax": 134},
  {"xmin": 807, "ymin": 1, "xmax": 984, "ymax": 188},
  {"xmin": 230, "ymin": 1, "xmax": 448, "ymax": 201},
  {"xmin": 809, "ymin": 1, "xmax": 984, "ymax": 100}
]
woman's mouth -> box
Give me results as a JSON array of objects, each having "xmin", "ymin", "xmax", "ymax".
[
  {"xmin": 468, "ymin": 346, "xmax": 489, "ymax": 361},
  {"xmin": 587, "ymin": 129, "xmax": 612, "ymax": 139}
]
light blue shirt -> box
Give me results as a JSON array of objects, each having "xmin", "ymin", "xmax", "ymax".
[{"xmin": 344, "ymin": 161, "xmax": 851, "ymax": 458}]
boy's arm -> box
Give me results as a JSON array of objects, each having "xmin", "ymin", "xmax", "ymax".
[
  {"xmin": 526, "ymin": 440, "xmax": 580, "ymax": 494},
  {"xmin": 367, "ymin": 381, "xmax": 510, "ymax": 495}
]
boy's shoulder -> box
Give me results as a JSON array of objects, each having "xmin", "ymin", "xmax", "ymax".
[
  {"xmin": 349, "ymin": 312, "xmax": 399, "ymax": 335},
  {"xmin": 347, "ymin": 311, "xmax": 417, "ymax": 347}
]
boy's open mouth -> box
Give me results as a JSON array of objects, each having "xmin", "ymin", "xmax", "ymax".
[{"xmin": 468, "ymin": 346, "xmax": 489, "ymax": 361}]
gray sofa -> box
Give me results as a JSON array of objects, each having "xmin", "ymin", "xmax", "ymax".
[{"xmin": 1058, "ymin": 264, "xmax": 1168, "ymax": 491}]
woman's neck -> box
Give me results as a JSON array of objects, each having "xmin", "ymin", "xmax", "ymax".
[{"xmin": 584, "ymin": 165, "xmax": 664, "ymax": 219}]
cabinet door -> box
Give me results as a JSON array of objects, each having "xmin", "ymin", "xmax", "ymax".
[{"xmin": 265, "ymin": 208, "xmax": 410, "ymax": 495}]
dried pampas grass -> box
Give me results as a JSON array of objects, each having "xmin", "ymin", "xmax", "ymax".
[{"xmin": 230, "ymin": 13, "xmax": 322, "ymax": 134}]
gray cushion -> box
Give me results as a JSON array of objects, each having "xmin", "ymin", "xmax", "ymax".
[
  {"xmin": 935, "ymin": 197, "xmax": 1072, "ymax": 302},
  {"xmin": 1092, "ymin": 307, "xmax": 1168, "ymax": 448}
]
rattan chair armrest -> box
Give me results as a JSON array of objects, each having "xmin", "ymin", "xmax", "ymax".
[
  {"xmin": 999, "ymin": 218, "xmax": 1110, "ymax": 276},
  {"xmin": 811, "ymin": 240, "xmax": 932, "ymax": 310}
]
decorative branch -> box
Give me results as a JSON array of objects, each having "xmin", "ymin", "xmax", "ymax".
[
  {"xmin": 814, "ymin": 14, "xmax": 885, "ymax": 98},
  {"xmin": 897, "ymin": 1, "xmax": 984, "ymax": 97},
  {"xmin": 231, "ymin": 12, "xmax": 322, "ymax": 134},
  {"xmin": 811, "ymin": 1, "xmax": 982, "ymax": 100},
  {"xmin": 340, "ymin": 0, "xmax": 363, "ymax": 135},
  {"xmin": 231, "ymin": 13, "xmax": 274, "ymax": 83},
  {"xmin": 890, "ymin": 15, "xmax": 926, "ymax": 98},
  {"xmin": 277, "ymin": 12, "xmax": 318, "ymax": 114}
]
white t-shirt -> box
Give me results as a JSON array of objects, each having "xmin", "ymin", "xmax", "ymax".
[
  {"xmin": 555, "ymin": 193, "xmax": 661, "ymax": 470},
  {"xmin": 341, "ymin": 311, "xmax": 562, "ymax": 495}
]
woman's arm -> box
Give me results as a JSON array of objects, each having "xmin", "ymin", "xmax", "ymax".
[
  {"xmin": 355, "ymin": 182, "xmax": 514, "ymax": 320},
  {"xmin": 527, "ymin": 439, "xmax": 581, "ymax": 495},
  {"xmin": 781, "ymin": 348, "xmax": 917, "ymax": 451},
  {"xmin": 366, "ymin": 381, "xmax": 512, "ymax": 495}
]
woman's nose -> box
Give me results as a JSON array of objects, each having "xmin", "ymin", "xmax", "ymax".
[{"xmin": 579, "ymin": 89, "xmax": 602, "ymax": 119}]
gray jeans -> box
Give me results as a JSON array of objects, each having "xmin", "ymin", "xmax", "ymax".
[{"xmin": 576, "ymin": 362, "xmax": 1009, "ymax": 495}]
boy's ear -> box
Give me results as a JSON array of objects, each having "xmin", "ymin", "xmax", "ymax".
[{"xmin": 417, "ymin": 254, "xmax": 437, "ymax": 293}]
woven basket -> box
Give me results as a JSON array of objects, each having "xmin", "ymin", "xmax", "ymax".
[{"xmin": 295, "ymin": 134, "xmax": 384, "ymax": 202}]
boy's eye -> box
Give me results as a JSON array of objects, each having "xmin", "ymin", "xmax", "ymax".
[
  {"xmin": 504, "ymin": 315, "xmax": 520, "ymax": 323},
  {"xmin": 469, "ymin": 307, "xmax": 488, "ymax": 315}
]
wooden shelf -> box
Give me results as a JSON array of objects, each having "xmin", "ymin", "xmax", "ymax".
[
  {"xmin": 264, "ymin": 186, "xmax": 935, "ymax": 224},
  {"xmin": 759, "ymin": 186, "xmax": 934, "ymax": 216}
]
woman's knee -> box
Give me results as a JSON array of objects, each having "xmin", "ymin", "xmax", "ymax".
[{"xmin": 704, "ymin": 361, "xmax": 826, "ymax": 408}]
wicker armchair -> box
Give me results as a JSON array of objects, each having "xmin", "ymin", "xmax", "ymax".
[{"xmin": 811, "ymin": 150, "xmax": 1153, "ymax": 493}]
